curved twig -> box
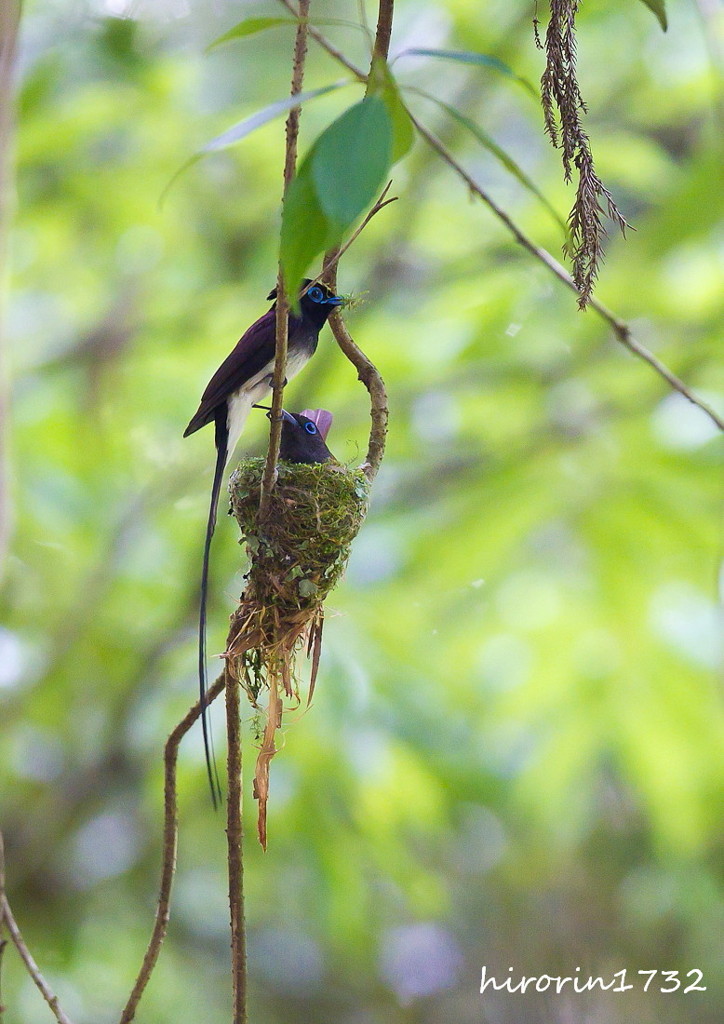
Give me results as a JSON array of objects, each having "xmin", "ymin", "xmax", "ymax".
[
  {"xmin": 322, "ymin": 252, "xmax": 389, "ymax": 482},
  {"xmin": 119, "ymin": 674, "xmax": 226, "ymax": 1024}
]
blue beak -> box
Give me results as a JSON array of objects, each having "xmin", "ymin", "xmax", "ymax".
[{"xmin": 327, "ymin": 295, "xmax": 343, "ymax": 306}]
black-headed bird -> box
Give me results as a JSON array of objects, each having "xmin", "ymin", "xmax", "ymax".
[
  {"xmin": 278, "ymin": 408, "xmax": 335, "ymax": 464},
  {"xmin": 184, "ymin": 283, "xmax": 341, "ymax": 804}
]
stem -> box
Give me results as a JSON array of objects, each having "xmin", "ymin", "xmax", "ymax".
[
  {"xmin": 0, "ymin": 833, "xmax": 75, "ymax": 1024},
  {"xmin": 119, "ymin": 675, "xmax": 226, "ymax": 1024},
  {"xmin": 372, "ymin": 0, "xmax": 394, "ymax": 63},
  {"xmin": 225, "ymin": 667, "xmax": 247, "ymax": 1024},
  {"xmin": 259, "ymin": 0, "xmax": 312, "ymax": 517}
]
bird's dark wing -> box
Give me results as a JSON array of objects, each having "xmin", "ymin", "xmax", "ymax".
[{"xmin": 183, "ymin": 309, "xmax": 277, "ymax": 437}]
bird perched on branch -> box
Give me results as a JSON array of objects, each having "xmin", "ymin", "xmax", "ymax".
[{"xmin": 184, "ymin": 282, "xmax": 341, "ymax": 804}]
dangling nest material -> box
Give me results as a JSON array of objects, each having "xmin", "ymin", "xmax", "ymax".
[{"xmin": 224, "ymin": 457, "xmax": 368, "ymax": 848}]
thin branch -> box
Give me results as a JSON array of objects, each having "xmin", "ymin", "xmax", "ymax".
[
  {"xmin": 288, "ymin": 18, "xmax": 723, "ymax": 433},
  {"xmin": 408, "ymin": 117, "xmax": 724, "ymax": 432},
  {"xmin": 0, "ymin": 899, "xmax": 74, "ymax": 1024},
  {"xmin": 119, "ymin": 674, "xmax": 226, "ymax": 1024},
  {"xmin": 0, "ymin": 833, "xmax": 75, "ymax": 1024},
  {"xmin": 371, "ymin": 0, "xmax": 394, "ymax": 63},
  {"xmin": 259, "ymin": 0, "xmax": 312, "ymax": 516},
  {"xmin": 225, "ymin": 665, "xmax": 247, "ymax": 1023},
  {"xmin": 311, "ymin": 181, "xmax": 396, "ymax": 288}
]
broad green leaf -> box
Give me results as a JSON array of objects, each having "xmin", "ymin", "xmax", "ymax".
[
  {"xmin": 637, "ymin": 0, "xmax": 667, "ymax": 31},
  {"xmin": 201, "ymin": 81, "xmax": 351, "ymax": 153},
  {"xmin": 409, "ymin": 88, "xmax": 567, "ymax": 237},
  {"xmin": 207, "ymin": 16, "xmax": 366, "ymax": 52},
  {"xmin": 398, "ymin": 48, "xmax": 537, "ymax": 97},
  {"xmin": 280, "ymin": 98, "xmax": 393, "ymax": 298},
  {"xmin": 367, "ymin": 57, "xmax": 415, "ymax": 163},
  {"xmin": 311, "ymin": 97, "xmax": 393, "ymax": 224},
  {"xmin": 280, "ymin": 163, "xmax": 342, "ymax": 301}
]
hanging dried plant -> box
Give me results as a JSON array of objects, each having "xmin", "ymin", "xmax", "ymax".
[{"xmin": 538, "ymin": 0, "xmax": 630, "ymax": 307}]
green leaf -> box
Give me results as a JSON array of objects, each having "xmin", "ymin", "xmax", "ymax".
[
  {"xmin": 298, "ymin": 579, "xmax": 318, "ymax": 598},
  {"xmin": 207, "ymin": 17, "xmax": 297, "ymax": 50},
  {"xmin": 399, "ymin": 48, "xmax": 537, "ymax": 97},
  {"xmin": 408, "ymin": 88, "xmax": 567, "ymax": 237},
  {"xmin": 207, "ymin": 16, "xmax": 365, "ymax": 52},
  {"xmin": 201, "ymin": 81, "xmax": 351, "ymax": 153},
  {"xmin": 311, "ymin": 97, "xmax": 393, "ymax": 224},
  {"xmin": 280, "ymin": 98, "xmax": 393, "ymax": 298},
  {"xmin": 637, "ymin": 0, "xmax": 667, "ymax": 31},
  {"xmin": 367, "ymin": 57, "xmax": 415, "ymax": 164},
  {"xmin": 280, "ymin": 163, "xmax": 342, "ymax": 301}
]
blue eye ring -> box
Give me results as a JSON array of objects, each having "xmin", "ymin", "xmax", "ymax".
[
  {"xmin": 304, "ymin": 421, "xmax": 318, "ymax": 434},
  {"xmin": 308, "ymin": 286, "xmax": 325, "ymax": 303}
]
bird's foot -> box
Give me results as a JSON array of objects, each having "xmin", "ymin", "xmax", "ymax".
[{"xmin": 263, "ymin": 374, "xmax": 288, "ymax": 389}]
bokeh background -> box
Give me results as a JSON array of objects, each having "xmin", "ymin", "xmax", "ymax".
[{"xmin": 1, "ymin": 1, "xmax": 722, "ymax": 1022}]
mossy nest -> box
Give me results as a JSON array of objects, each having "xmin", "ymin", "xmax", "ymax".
[
  {"xmin": 230, "ymin": 457, "xmax": 368, "ymax": 630},
  {"xmin": 225, "ymin": 457, "xmax": 368, "ymax": 846}
]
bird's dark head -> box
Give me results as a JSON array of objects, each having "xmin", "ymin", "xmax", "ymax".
[
  {"xmin": 278, "ymin": 408, "xmax": 335, "ymax": 464},
  {"xmin": 266, "ymin": 279, "xmax": 343, "ymax": 329}
]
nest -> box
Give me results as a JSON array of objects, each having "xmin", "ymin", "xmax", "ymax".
[{"xmin": 224, "ymin": 457, "xmax": 368, "ymax": 846}]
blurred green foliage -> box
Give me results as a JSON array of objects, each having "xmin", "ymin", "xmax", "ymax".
[{"xmin": 1, "ymin": 2, "xmax": 722, "ymax": 1023}]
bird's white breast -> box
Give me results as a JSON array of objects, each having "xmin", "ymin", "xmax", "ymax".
[{"xmin": 225, "ymin": 348, "xmax": 311, "ymax": 464}]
